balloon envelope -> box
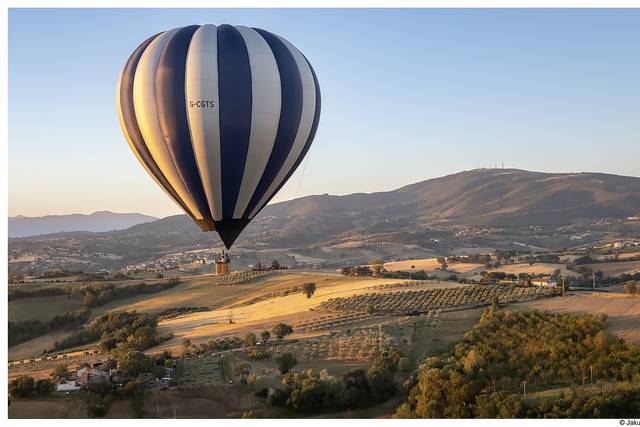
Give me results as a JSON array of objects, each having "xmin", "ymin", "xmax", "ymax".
[{"xmin": 117, "ymin": 24, "xmax": 321, "ymax": 248}]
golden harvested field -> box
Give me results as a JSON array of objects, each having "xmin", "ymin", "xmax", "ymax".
[
  {"xmin": 619, "ymin": 252, "xmax": 640, "ymax": 260},
  {"xmin": 152, "ymin": 274, "xmax": 402, "ymax": 354},
  {"xmin": 492, "ymin": 263, "xmax": 579, "ymax": 277},
  {"xmin": 9, "ymin": 295, "xmax": 84, "ymax": 322},
  {"xmin": 384, "ymin": 258, "xmax": 442, "ymax": 272},
  {"xmin": 94, "ymin": 272, "xmax": 368, "ymax": 316},
  {"xmin": 513, "ymin": 293, "xmax": 640, "ymax": 344},
  {"xmin": 384, "ymin": 258, "xmax": 483, "ymax": 274},
  {"xmin": 93, "ymin": 273, "xmax": 288, "ymax": 315},
  {"xmin": 384, "ymin": 258, "xmax": 580, "ymax": 278},
  {"xmin": 583, "ymin": 261, "xmax": 640, "ymax": 277}
]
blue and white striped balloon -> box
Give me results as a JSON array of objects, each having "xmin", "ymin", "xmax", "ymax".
[{"xmin": 116, "ymin": 24, "xmax": 321, "ymax": 248}]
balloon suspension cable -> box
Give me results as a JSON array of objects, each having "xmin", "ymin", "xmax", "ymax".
[{"xmin": 293, "ymin": 146, "xmax": 312, "ymax": 200}]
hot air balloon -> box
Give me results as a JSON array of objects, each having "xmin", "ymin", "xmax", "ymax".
[{"xmin": 116, "ymin": 24, "xmax": 321, "ymax": 252}]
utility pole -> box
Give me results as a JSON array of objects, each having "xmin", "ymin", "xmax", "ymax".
[
  {"xmin": 590, "ymin": 365, "xmax": 594, "ymax": 384},
  {"xmin": 522, "ymin": 380, "xmax": 527, "ymax": 397},
  {"xmin": 561, "ymin": 274, "xmax": 565, "ymax": 297},
  {"xmin": 378, "ymin": 324, "xmax": 383, "ymax": 354},
  {"xmin": 592, "ymin": 272, "xmax": 596, "ymax": 290}
]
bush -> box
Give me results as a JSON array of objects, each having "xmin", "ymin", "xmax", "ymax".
[
  {"xmin": 398, "ymin": 357, "xmax": 411, "ymax": 372},
  {"xmin": 248, "ymin": 349, "xmax": 271, "ymax": 360}
]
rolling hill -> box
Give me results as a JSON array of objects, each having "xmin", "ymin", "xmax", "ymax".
[
  {"xmin": 8, "ymin": 169, "xmax": 640, "ymax": 268},
  {"xmin": 260, "ymin": 168, "xmax": 640, "ymax": 228},
  {"xmin": 121, "ymin": 169, "xmax": 639, "ymax": 239}
]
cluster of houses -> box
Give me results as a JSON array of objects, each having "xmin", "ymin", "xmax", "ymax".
[
  {"xmin": 55, "ymin": 361, "xmax": 175, "ymax": 393},
  {"xmin": 55, "ymin": 362, "xmax": 115, "ymax": 392}
]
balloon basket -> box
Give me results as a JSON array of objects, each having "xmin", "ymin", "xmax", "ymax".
[{"xmin": 215, "ymin": 250, "xmax": 231, "ymax": 276}]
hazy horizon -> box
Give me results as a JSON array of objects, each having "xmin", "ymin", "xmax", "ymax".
[{"xmin": 9, "ymin": 9, "xmax": 640, "ymax": 217}]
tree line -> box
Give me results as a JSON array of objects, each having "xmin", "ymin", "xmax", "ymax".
[
  {"xmin": 9, "ymin": 307, "xmax": 91, "ymax": 347},
  {"xmin": 395, "ymin": 308, "xmax": 640, "ymax": 418},
  {"xmin": 257, "ymin": 349, "xmax": 404, "ymax": 413},
  {"xmin": 9, "ymin": 277, "xmax": 180, "ymax": 304},
  {"xmin": 9, "ymin": 278, "xmax": 181, "ymax": 348},
  {"xmin": 51, "ymin": 310, "xmax": 161, "ymax": 353}
]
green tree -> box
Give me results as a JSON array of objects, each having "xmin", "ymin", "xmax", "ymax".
[
  {"xmin": 128, "ymin": 325, "xmax": 158, "ymax": 350},
  {"xmin": 303, "ymin": 282, "xmax": 317, "ymax": 298},
  {"xmin": 366, "ymin": 365, "xmax": 395, "ymax": 402},
  {"xmin": 181, "ymin": 338, "xmax": 192, "ymax": 354},
  {"xmin": 275, "ymin": 352, "xmax": 297, "ymax": 374},
  {"xmin": 51, "ymin": 364, "xmax": 69, "ymax": 380},
  {"xmin": 343, "ymin": 369, "xmax": 371, "ymax": 408},
  {"xmin": 272, "ymin": 323, "xmax": 293, "ymax": 340},
  {"xmin": 260, "ymin": 330, "xmax": 271, "ymax": 343},
  {"xmin": 117, "ymin": 351, "xmax": 153, "ymax": 378},
  {"xmin": 243, "ymin": 332, "xmax": 257, "ymax": 347},
  {"xmin": 35, "ymin": 379, "xmax": 54, "ymax": 396},
  {"xmin": 9, "ymin": 376, "xmax": 34, "ymax": 398}
]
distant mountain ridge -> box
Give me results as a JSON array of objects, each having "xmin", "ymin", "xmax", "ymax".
[
  {"xmin": 10, "ymin": 169, "xmax": 640, "ymax": 243},
  {"xmin": 115, "ymin": 168, "xmax": 640, "ymax": 245},
  {"xmin": 254, "ymin": 168, "xmax": 640, "ymax": 228},
  {"xmin": 8, "ymin": 211, "xmax": 158, "ymax": 238},
  {"xmin": 8, "ymin": 170, "xmax": 640, "ymax": 271}
]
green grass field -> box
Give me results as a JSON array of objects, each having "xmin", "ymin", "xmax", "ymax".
[
  {"xmin": 9, "ymin": 295, "xmax": 84, "ymax": 322},
  {"xmin": 522, "ymin": 381, "xmax": 635, "ymax": 406},
  {"xmin": 408, "ymin": 308, "xmax": 484, "ymax": 367}
]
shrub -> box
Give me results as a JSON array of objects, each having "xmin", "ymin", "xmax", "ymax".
[{"xmin": 248, "ymin": 349, "xmax": 271, "ymax": 360}]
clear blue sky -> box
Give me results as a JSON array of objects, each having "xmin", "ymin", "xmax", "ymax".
[{"xmin": 9, "ymin": 8, "xmax": 640, "ymax": 217}]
